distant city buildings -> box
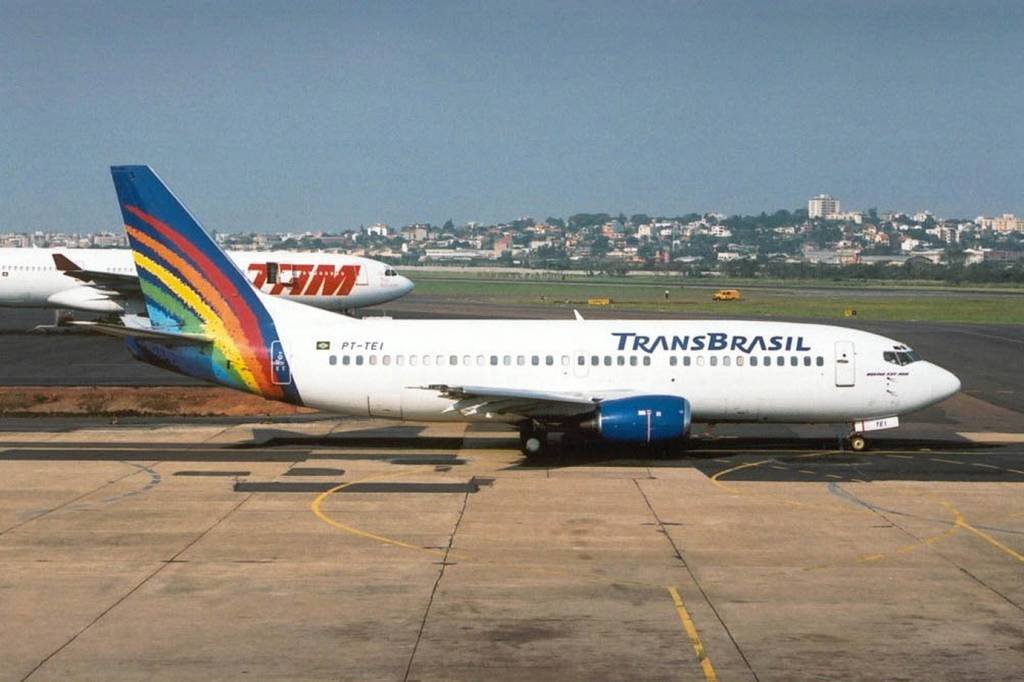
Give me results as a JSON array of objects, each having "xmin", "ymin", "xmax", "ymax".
[
  {"xmin": 2, "ymin": 200, "xmax": 1021, "ymax": 275},
  {"xmin": 808, "ymin": 194, "xmax": 840, "ymax": 219},
  {"xmin": 976, "ymin": 214, "xmax": 1022, "ymax": 234}
]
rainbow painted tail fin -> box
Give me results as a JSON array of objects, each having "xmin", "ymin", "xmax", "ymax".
[{"xmin": 110, "ymin": 166, "xmax": 299, "ymax": 402}]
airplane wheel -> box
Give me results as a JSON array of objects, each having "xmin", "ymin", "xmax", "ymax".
[
  {"xmin": 519, "ymin": 427, "xmax": 548, "ymax": 457},
  {"xmin": 849, "ymin": 435, "xmax": 866, "ymax": 452}
]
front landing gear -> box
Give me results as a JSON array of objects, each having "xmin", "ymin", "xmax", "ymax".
[{"xmin": 849, "ymin": 434, "xmax": 866, "ymax": 451}]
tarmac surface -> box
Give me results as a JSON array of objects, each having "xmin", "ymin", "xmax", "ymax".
[
  {"xmin": 1, "ymin": 300, "xmax": 1022, "ymax": 679},
  {"xmin": 1, "ymin": 398, "xmax": 1023, "ymax": 680}
]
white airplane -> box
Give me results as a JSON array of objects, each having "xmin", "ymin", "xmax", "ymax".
[
  {"xmin": 87, "ymin": 166, "xmax": 961, "ymax": 455},
  {"xmin": 0, "ymin": 246, "xmax": 413, "ymax": 319}
]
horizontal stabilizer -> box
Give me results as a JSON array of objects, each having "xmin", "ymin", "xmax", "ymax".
[{"xmin": 68, "ymin": 320, "xmax": 212, "ymax": 345}]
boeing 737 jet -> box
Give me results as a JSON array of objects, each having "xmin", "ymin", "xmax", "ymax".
[
  {"xmin": 87, "ymin": 166, "xmax": 961, "ymax": 455},
  {"xmin": 0, "ymin": 246, "xmax": 413, "ymax": 320}
]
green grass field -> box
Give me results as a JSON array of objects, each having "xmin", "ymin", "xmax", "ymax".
[{"xmin": 407, "ymin": 275, "xmax": 1024, "ymax": 324}]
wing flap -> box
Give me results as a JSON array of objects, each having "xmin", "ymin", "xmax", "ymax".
[{"xmin": 417, "ymin": 384, "xmax": 638, "ymax": 420}]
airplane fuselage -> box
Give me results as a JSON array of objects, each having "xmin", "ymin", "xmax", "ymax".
[
  {"xmin": 0, "ymin": 248, "xmax": 413, "ymax": 313},
  {"xmin": 160, "ymin": 304, "xmax": 959, "ymax": 426}
]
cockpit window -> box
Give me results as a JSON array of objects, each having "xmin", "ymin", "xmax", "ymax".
[
  {"xmin": 884, "ymin": 349, "xmax": 922, "ymax": 366},
  {"xmin": 384, "ymin": 268, "xmax": 397, "ymax": 277}
]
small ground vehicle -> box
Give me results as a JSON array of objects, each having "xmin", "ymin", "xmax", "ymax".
[{"xmin": 712, "ymin": 289, "xmax": 741, "ymax": 301}]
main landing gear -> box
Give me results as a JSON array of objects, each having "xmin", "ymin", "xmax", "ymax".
[{"xmin": 519, "ymin": 424, "xmax": 548, "ymax": 456}]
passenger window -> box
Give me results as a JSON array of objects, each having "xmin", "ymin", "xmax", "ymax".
[
  {"xmin": 591, "ymin": 355, "xmax": 599, "ymax": 366},
  {"xmin": 517, "ymin": 355, "xmax": 525, "ymax": 366},
  {"xmin": 410, "ymin": 355, "xmax": 418, "ymax": 366},
  {"xmin": 816, "ymin": 356, "xmax": 824, "ymax": 366},
  {"xmin": 750, "ymin": 356, "xmax": 758, "ymax": 367},
  {"xmin": 803, "ymin": 356, "xmax": 811, "ymax": 366},
  {"xmin": 630, "ymin": 356, "xmax": 638, "ymax": 366},
  {"xmin": 561, "ymin": 355, "xmax": 569, "ymax": 366},
  {"xmin": 532, "ymin": 355, "xmax": 540, "ymax": 366},
  {"xmin": 383, "ymin": 355, "xmax": 392, "ymax": 366},
  {"xmin": 503, "ymin": 355, "xmax": 511, "ymax": 366},
  {"xmin": 546, "ymin": 355, "xmax": 554, "ymax": 366},
  {"xmin": 603, "ymin": 356, "xmax": 612, "ymax": 366},
  {"xmin": 776, "ymin": 356, "xmax": 784, "ymax": 366},
  {"xmin": 477, "ymin": 355, "xmax": 485, "ymax": 365},
  {"xmin": 436, "ymin": 355, "xmax": 444, "ymax": 365},
  {"xmin": 790, "ymin": 356, "xmax": 798, "ymax": 366},
  {"xmin": 710, "ymin": 356, "xmax": 718, "ymax": 367},
  {"xmin": 577, "ymin": 355, "xmax": 585, "ymax": 366},
  {"xmin": 369, "ymin": 355, "xmax": 377, "ymax": 365},
  {"xmin": 697, "ymin": 356, "xmax": 705, "ymax": 367},
  {"xmin": 450, "ymin": 355, "xmax": 458, "ymax": 365},
  {"xmin": 670, "ymin": 357, "xmax": 677, "ymax": 366},
  {"xmin": 764, "ymin": 355, "xmax": 771, "ymax": 366},
  {"xmin": 343, "ymin": 355, "xmax": 351, "ymax": 365},
  {"xmin": 490, "ymin": 355, "xmax": 498, "ymax": 366},
  {"xmin": 643, "ymin": 356, "xmax": 651, "ymax": 366},
  {"xmin": 463, "ymin": 355, "xmax": 471, "ymax": 365},
  {"xmin": 723, "ymin": 356, "xmax": 731, "ymax": 367},
  {"xmin": 329, "ymin": 355, "xmax": 337, "ymax": 366},
  {"xmin": 356, "ymin": 355, "xmax": 364, "ymax": 366},
  {"xmin": 423, "ymin": 355, "xmax": 432, "ymax": 366},
  {"xmin": 683, "ymin": 356, "xmax": 691, "ymax": 367},
  {"xmin": 396, "ymin": 355, "xmax": 405, "ymax": 366},
  {"xmin": 737, "ymin": 356, "xmax": 745, "ymax": 366}
]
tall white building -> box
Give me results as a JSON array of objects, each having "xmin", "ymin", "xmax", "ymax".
[{"xmin": 808, "ymin": 194, "xmax": 840, "ymax": 219}]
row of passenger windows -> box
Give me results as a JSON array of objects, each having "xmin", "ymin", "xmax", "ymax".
[
  {"xmin": 327, "ymin": 353, "xmax": 826, "ymax": 368},
  {"xmin": 671, "ymin": 355, "xmax": 825, "ymax": 367},
  {"xmin": 0, "ymin": 265, "xmax": 133, "ymax": 272},
  {"xmin": 330, "ymin": 354, "xmax": 572, "ymax": 367}
]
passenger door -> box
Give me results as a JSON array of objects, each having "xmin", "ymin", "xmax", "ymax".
[{"xmin": 834, "ymin": 341, "xmax": 855, "ymax": 387}]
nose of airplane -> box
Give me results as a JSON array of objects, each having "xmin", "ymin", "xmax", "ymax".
[
  {"xmin": 931, "ymin": 364, "xmax": 962, "ymax": 402},
  {"xmin": 398, "ymin": 275, "xmax": 415, "ymax": 295}
]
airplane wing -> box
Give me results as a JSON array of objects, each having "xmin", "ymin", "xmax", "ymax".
[
  {"xmin": 52, "ymin": 253, "xmax": 141, "ymax": 296},
  {"xmin": 417, "ymin": 384, "xmax": 638, "ymax": 420}
]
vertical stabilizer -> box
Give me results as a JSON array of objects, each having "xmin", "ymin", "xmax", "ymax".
[{"xmin": 110, "ymin": 165, "xmax": 299, "ymax": 402}]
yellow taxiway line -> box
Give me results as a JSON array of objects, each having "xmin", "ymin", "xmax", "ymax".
[{"xmin": 667, "ymin": 586, "xmax": 718, "ymax": 682}]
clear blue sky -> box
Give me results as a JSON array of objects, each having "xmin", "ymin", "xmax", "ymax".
[{"xmin": 1, "ymin": 0, "xmax": 1021, "ymax": 232}]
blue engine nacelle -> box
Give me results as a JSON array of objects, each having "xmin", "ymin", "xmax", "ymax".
[{"xmin": 594, "ymin": 395, "xmax": 692, "ymax": 443}]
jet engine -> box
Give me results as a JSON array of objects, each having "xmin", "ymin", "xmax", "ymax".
[
  {"xmin": 47, "ymin": 286, "xmax": 125, "ymax": 313},
  {"xmin": 586, "ymin": 395, "xmax": 692, "ymax": 443}
]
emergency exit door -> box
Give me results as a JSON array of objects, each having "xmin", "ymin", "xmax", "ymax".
[{"xmin": 834, "ymin": 341, "xmax": 855, "ymax": 387}]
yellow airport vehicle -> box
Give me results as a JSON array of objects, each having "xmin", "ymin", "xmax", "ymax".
[
  {"xmin": 587, "ymin": 297, "xmax": 612, "ymax": 305},
  {"xmin": 711, "ymin": 289, "xmax": 741, "ymax": 301}
]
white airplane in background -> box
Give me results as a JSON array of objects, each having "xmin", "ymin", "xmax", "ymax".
[
  {"xmin": 0, "ymin": 247, "xmax": 413, "ymax": 320},
  {"xmin": 86, "ymin": 166, "xmax": 962, "ymax": 455}
]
